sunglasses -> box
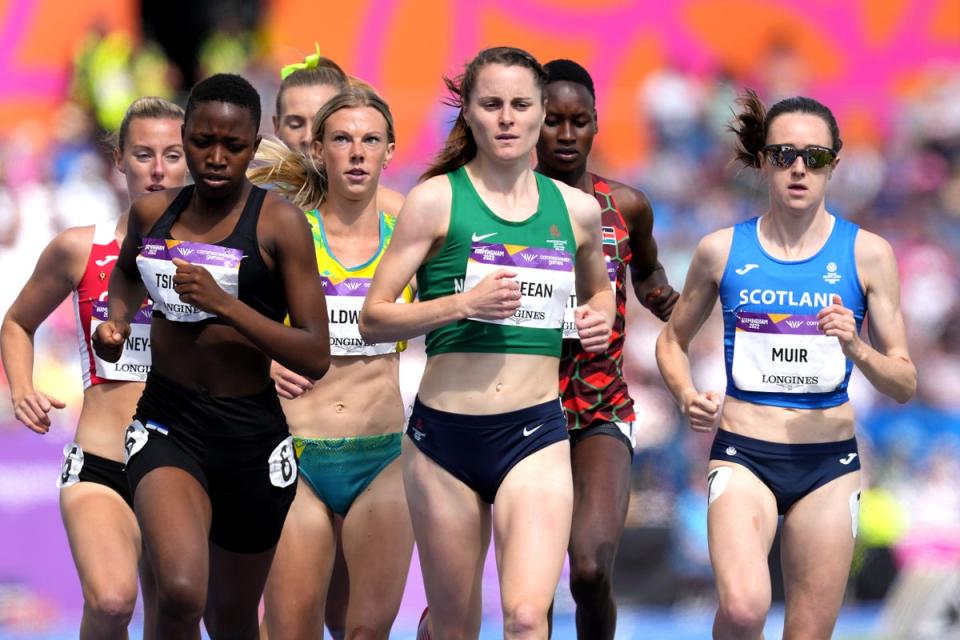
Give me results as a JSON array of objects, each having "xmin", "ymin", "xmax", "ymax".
[{"xmin": 763, "ymin": 144, "xmax": 837, "ymax": 169}]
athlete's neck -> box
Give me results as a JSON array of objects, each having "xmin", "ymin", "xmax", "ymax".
[
  {"xmin": 535, "ymin": 163, "xmax": 592, "ymax": 194},
  {"xmin": 465, "ymin": 157, "xmax": 539, "ymax": 217},
  {"xmin": 759, "ymin": 207, "xmax": 834, "ymax": 259},
  {"xmin": 319, "ymin": 188, "xmax": 379, "ymax": 237},
  {"xmin": 115, "ymin": 211, "xmax": 130, "ymax": 243},
  {"xmin": 191, "ymin": 181, "xmax": 252, "ymax": 219},
  {"xmin": 467, "ymin": 154, "xmax": 537, "ymax": 194}
]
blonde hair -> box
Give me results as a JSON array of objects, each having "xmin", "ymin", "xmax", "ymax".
[
  {"xmin": 115, "ymin": 97, "xmax": 184, "ymax": 151},
  {"xmin": 250, "ymin": 84, "xmax": 395, "ymax": 210}
]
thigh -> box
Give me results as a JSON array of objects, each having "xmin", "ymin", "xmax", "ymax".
[
  {"xmin": 206, "ymin": 542, "xmax": 277, "ymax": 639},
  {"xmin": 323, "ymin": 522, "xmax": 349, "ymax": 634},
  {"xmin": 403, "ymin": 437, "xmax": 490, "ymax": 634},
  {"xmin": 568, "ymin": 432, "xmax": 632, "ymax": 567},
  {"xmin": 341, "ymin": 456, "xmax": 415, "ymax": 632},
  {"xmin": 780, "ymin": 470, "xmax": 861, "ymax": 639},
  {"xmin": 134, "ymin": 466, "xmax": 212, "ymax": 591},
  {"xmin": 262, "ymin": 476, "xmax": 337, "ymax": 639},
  {"xmin": 493, "ymin": 439, "xmax": 573, "ymax": 612},
  {"xmin": 707, "ymin": 461, "xmax": 780, "ymax": 603},
  {"xmin": 60, "ymin": 482, "xmax": 142, "ymax": 602}
]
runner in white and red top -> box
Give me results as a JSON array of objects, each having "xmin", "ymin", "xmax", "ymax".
[{"xmin": 0, "ymin": 97, "xmax": 186, "ymax": 640}]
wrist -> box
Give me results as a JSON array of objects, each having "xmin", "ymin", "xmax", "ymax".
[
  {"xmin": 847, "ymin": 337, "xmax": 869, "ymax": 363},
  {"xmin": 454, "ymin": 291, "xmax": 472, "ymax": 320},
  {"xmin": 214, "ymin": 295, "xmax": 239, "ymax": 320},
  {"xmin": 679, "ymin": 388, "xmax": 699, "ymax": 413}
]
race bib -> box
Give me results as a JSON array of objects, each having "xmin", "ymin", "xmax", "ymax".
[
  {"xmin": 91, "ymin": 301, "xmax": 151, "ymax": 381},
  {"xmin": 268, "ymin": 436, "xmax": 298, "ymax": 488},
  {"xmin": 562, "ymin": 258, "xmax": 618, "ymax": 339},
  {"xmin": 464, "ymin": 242, "xmax": 573, "ymax": 329},
  {"xmin": 57, "ymin": 443, "xmax": 84, "ymax": 489},
  {"xmin": 323, "ymin": 277, "xmax": 399, "ymax": 357},
  {"xmin": 731, "ymin": 311, "xmax": 846, "ymax": 394},
  {"xmin": 123, "ymin": 420, "xmax": 150, "ymax": 463},
  {"xmin": 136, "ymin": 238, "xmax": 242, "ymax": 322}
]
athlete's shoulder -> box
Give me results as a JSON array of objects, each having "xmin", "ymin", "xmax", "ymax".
[
  {"xmin": 129, "ymin": 187, "xmax": 182, "ymax": 231},
  {"xmin": 603, "ymin": 177, "xmax": 651, "ymax": 211},
  {"xmin": 853, "ymin": 227, "xmax": 896, "ymax": 270},
  {"xmin": 404, "ymin": 175, "xmax": 453, "ymax": 216},
  {"xmin": 549, "ymin": 176, "xmax": 601, "ymax": 220},
  {"xmin": 602, "ymin": 176, "xmax": 652, "ymax": 229},
  {"xmin": 694, "ymin": 226, "xmax": 735, "ymax": 273},
  {"xmin": 261, "ymin": 187, "xmax": 310, "ymax": 223},
  {"xmin": 45, "ymin": 225, "xmax": 96, "ymax": 264},
  {"xmin": 377, "ymin": 185, "xmax": 405, "ymax": 217},
  {"xmin": 32, "ymin": 225, "xmax": 96, "ymax": 286}
]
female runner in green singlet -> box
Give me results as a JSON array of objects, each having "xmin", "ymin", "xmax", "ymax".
[{"xmin": 361, "ymin": 46, "xmax": 615, "ymax": 640}]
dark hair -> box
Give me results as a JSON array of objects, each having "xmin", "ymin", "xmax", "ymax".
[
  {"xmin": 115, "ymin": 97, "xmax": 184, "ymax": 151},
  {"xmin": 543, "ymin": 59, "xmax": 595, "ymax": 101},
  {"xmin": 275, "ymin": 59, "xmax": 350, "ymax": 117},
  {"xmin": 420, "ymin": 46, "xmax": 547, "ymax": 182},
  {"xmin": 730, "ymin": 89, "xmax": 842, "ymax": 168},
  {"xmin": 185, "ymin": 73, "xmax": 262, "ymax": 132}
]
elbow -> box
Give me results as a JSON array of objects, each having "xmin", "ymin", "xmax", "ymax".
[
  {"xmin": 358, "ymin": 308, "xmax": 384, "ymax": 345},
  {"xmin": 308, "ymin": 342, "xmax": 331, "ymax": 381},
  {"xmin": 894, "ymin": 368, "xmax": 917, "ymax": 405},
  {"xmin": 298, "ymin": 352, "xmax": 330, "ymax": 382},
  {"xmin": 307, "ymin": 358, "xmax": 330, "ymax": 382}
]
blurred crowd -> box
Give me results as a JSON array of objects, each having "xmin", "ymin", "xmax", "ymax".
[{"xmin": 1, "ymin": 24, "xmax": 958, "ymax": 607}]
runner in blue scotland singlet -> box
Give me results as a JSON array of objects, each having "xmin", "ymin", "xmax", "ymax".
[{"xmin": 656, "ymin": 91, "xmax": 915, "ymax": 639}]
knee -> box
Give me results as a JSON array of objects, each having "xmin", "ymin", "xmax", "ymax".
[
  {"xmin": 503, "ymin": 602, "xmax": 549, "ymax": 638},
  {"xmin": 569, "ymin": 548, "xmax": 615, "ymax": 601},
  {"xmin": 346, "ymin": 625, "xmax": 389, "ymax": 640},
  {"xmin": 155, "ymin": 573, "xmax": 205, "ymax": 623},
  {"xmin": 718, "ymin": 589, "xmax": 769, "ymax": 635},
  {"xmin": 83, "ymin": 584, "xmax": 137, "ymax": 626}
]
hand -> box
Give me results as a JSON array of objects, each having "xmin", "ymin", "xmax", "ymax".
[
  {"xmin": 13, "ymin": 390, "xmax": 66, "ymax": 434},
  {"xmin": 171, "ymin": 258, "xmax": 232, "ymax": 316},
  {"xmin": 271, "ymin": 361, "xmax": 314, "ymax": 399},
  {"xmin": 817, "ymin": 294, "xmax": 862, "ymax": 360},
  {"xmin": 92, "ymin": 319, "xmax": 131, "ymax": 363},
  {"xmin": 575, "ymin": 306, "xmax": 611, "ymax": 353},
  {"xmin": 642, "ymin": 284, "xmax": 679, "ymax": 322},
  {"xmin": 462, "ymin": 269, "xmax": 521, "ymax": 320},
  {"xmin": 683, "ymin": 389, "xmax": 722, "ymax": 433}
]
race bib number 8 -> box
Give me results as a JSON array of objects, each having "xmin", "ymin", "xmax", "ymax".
[
  {"xmin": 464, "ymin": 242, "xmax": 573, "ymax": 329},
  {"xmin": 137, "ymin": 238, "xmax": 242, "ymax": 322},
  {"xmin": 731, "ymin": 311, "xmax": 846, "ymax": 394}
]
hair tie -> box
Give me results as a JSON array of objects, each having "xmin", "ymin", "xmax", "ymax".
[{"xmin": 280, "ymin": 43, "xmax": 322, "ymax": 80}]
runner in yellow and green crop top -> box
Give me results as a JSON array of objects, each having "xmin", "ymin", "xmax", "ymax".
[
  {"xmin": 360, "ymin": 47, "xmax": 615, "ymax": 640},
  {"xmin": 249, "ymin": 84, "xmax": 414, "ymax": 640},
  {"xmin": 267, "ymin": 49, "xmax": 406, "ymax": 640}
]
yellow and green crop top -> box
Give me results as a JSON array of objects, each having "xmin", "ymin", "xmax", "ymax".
[{"xmin": 306, "ymin": 209, "xmax": 414, "ymax": 356}]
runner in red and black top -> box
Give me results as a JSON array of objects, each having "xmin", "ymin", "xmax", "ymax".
[
  {"xmin": 1, "ymin": 97, "xmax": 187, "ymax": 640},
  {"xmin": 536, "ymin": 59, "xmax": 679, "ymax": 639}
]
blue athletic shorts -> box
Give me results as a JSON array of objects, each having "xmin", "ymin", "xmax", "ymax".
[{"xmin": 407, "ymin": 397, "xmax": 568, "ymax": 503}]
